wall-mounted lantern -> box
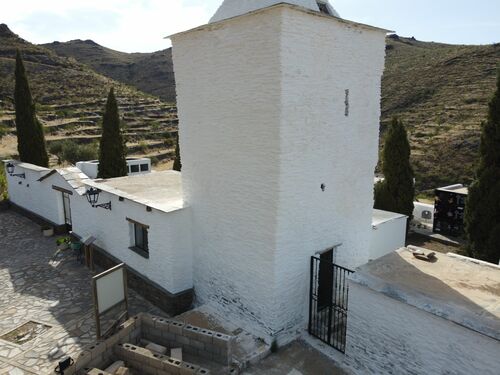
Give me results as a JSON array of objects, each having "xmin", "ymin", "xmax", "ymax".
[
  {"xmin": 85, "ymin": 187, "xmax": 112, "ymax": 210},
  {"xmin": 6, "ymin": 162, "xmax": 26, "ymax": 179}
]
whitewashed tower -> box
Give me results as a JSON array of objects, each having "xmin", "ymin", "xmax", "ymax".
[{"xmin": 171, "ymin": 1, "xmax": 388, "ymax": 342}]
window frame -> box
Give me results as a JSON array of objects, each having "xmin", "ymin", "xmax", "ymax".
[{"xmin": 126, "ymin": 218, "xmax": 150, "ymax": 258}]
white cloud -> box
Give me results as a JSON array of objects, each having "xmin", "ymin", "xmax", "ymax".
[{"xmin": 1, "ymin": 0, "xmax": 221, "ymax": 52}]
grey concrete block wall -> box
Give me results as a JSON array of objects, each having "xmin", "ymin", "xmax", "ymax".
[{"xmin": 141, "ymin": 313, "xmax": 235, "ymax": 366}]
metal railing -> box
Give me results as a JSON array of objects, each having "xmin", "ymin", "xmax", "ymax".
[{"xmin": 308, "ymin": 256, "xmax": 353, "ymax": 353}]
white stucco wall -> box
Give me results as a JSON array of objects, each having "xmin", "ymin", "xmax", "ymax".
[
  {"xmin": 172, "ymin": 5, "xmax": 387, "ymax": 341},
  {"xmin": 4, "ymin": 163, "xmax": 66, "ymax": 225},
  {"xmin": 370, "ymin": 212, "xmax": 407, "ymax": 261},
  {"xmin": 346, "ymin": 283, "xmax": 500, "ymax": 375},
  {"xmin": 71, "ymin": 190, "xmax": 193, "ymax": 294}
]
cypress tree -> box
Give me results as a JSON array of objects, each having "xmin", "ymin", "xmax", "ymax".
[
  {"xmin": 14, "ymin": 49, "xmax": 49, "ymax": 167},
  {"xmin": 97, "ymin": 88, "xmax": 127, "ymax": 178},
  {"xmin": 173, "ymin": 133, "xmax": 181, "ymax": 172},
  {"xmin": 464, "ymin": 68, "xmax": 500, "ymax": 264},
  {"xmin": 374, "ymin": 117, "xmax": 415, "ymax": 221}
]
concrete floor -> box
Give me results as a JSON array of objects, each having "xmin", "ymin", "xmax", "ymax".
[{"xmin": 242, "ymin": 340, "xmax": 347, "ymax": 375}]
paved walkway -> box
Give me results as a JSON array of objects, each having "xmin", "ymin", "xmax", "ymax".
[{"xmin": 0, "ymin": 210, "xmax": 165, "ymax": 375}]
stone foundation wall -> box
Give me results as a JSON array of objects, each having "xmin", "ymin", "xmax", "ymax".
[{"xmin": 8, "ymin": 202, "xmax": 68, "ymax": 234}]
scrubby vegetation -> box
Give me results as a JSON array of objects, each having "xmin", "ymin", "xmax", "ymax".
[{"xmin": 464, "ymin": 68, "xmax": 500, "ymax": 264}]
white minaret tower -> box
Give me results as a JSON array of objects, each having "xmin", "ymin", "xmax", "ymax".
[{"xmin": 171, "ymin": 1, "xmax": 388, "ymax": 342}]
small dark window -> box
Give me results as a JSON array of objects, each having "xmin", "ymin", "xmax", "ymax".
[
  {"xmin": 140, "ymin": 164, "xmax": 149, "ymax": 172},
  {"xmin": 317, "ymin": 2, "xmax": 331, "ymax": 15},
  {"xmin": 130, "ymin": 164, "xmax": 140, "ymax": 173},
  {"xmin": 133, "ymin": 223, "xmax": 149, "ymax": 255}
]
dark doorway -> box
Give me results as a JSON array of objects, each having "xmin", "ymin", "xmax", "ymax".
[{"xmin": 309, "ymin": 250, "xmax": 353, "ymax": 353}]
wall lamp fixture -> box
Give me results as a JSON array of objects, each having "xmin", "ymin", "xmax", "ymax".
[
  {"xmin": 85, "ymin": 187, "xmax": 112, "ymax": 210},
  {"xmin": 6, "ymin": 162, "xmax": 26, "ymax": 179}
]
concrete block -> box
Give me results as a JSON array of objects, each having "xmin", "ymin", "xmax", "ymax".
[
  {"xmin": 104, "ymin": 360, "xmax": 125, "ymax": 373},
  {"xmin": 168, "ymin": 321, "xmax": 185, "ymax": 335},
  {"xmin": 196, "ymin": 367, "xmax": 210, "ymax": 375},
  {"xmin": 163, "ymin": 357, "xmax": 182, "ymax": 374},
  {"xmin": 146, "ymin": 342, "xmax": 167, "ymax": 355},
  {"xmin": 212, "ymin": 333, "xmax": 231, "ymax": 349},
  {"xmin": 154, "ymin": 317, "xmax": 172, "ymax": 331},
  {"xmin": 115, "ymin": 367, "xmax": 131, "ymax": 375},
  {"xmin": 176, "ymin": 335, "xmax": 189, "ymax": 346},
  {"xmin": 86, "ymin": 368, "xmax": 113, "ymax": 375},
  {"xmin": 142, "ymin": 313, "xmax": 155, "ymax": 329},
  {"xmin": 161, "ymin": 330, "xmax": 176, "ymax": 343},
  {"xmin": 183, "ymin": 325, "xmax": 201, "ymax": 340},
  {"xmin": 170, "ymin": 347, "xmax": 182, "ymax": 361},
  {"xmin": 75, "ymin": 350, "xmax": 92, "ymax": 371},
  {"xmin": 197, "ymin": 329, "xmax": 215, "ymax": 344},
  {"xmin": 190, "ymin": 339, "xmax": 205, "ymax": 351},
  {"xmin": 87, "ymin": 341, "xmax": 107, "ymax": 360},
  {"xmin": 180, "ymin": 361, "xmax": 200, "ymax": 375}
]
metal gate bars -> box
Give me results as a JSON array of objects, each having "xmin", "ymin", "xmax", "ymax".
[{"xmin": 308, "ymin": 255, "xmax": 353, "ymax": 353}]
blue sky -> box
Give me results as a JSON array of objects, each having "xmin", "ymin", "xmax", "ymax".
[{"xmin": 2, "ymin": 0, "xmax": 499, "ymax": 52}]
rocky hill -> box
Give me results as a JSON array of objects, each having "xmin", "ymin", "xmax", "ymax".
[
  {"xmin": 0, "ymin": 24, "xmax": 178, "ymax": 168},
  {"xmin": 383, "ymin": 35, "xmax": 500, "ymax": 192},
  {"xmin": 2, "ymin": 23, "xmax": 499, "ymax": 193},
  {"xmin": 43, "ymin": 39, "xmax": 176, "ymax": 102},
  {"xmin": 41, "ymin": 34, "xmax": 500, "ymax": 193}
]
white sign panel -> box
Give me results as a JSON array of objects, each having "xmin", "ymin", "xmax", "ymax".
[{"xmin": 95, "ymin": 266, "xmax": 125, "ymax": 314}]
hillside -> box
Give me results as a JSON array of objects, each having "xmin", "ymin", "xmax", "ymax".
[
  {"xmin": 41, "ymin": 34, "xmax": 500, "ymax": 193},
  {"xmin": 43, "ymin": 39, "xmax": 176, "ymax": 102},
  {"xmin": 0, "ymin": 24, "xmax": 178, "ymax": 167},
  {"xmin": 382, "ymin": 35, "xmax": 500, "ymax": 192}
]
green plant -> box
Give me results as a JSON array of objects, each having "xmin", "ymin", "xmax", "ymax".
[
  {"xmin": 173, "ymin": 133, "xmax": 181, "ymax": 172},
  {"xmin": 56, "ymin": 236, "xmax": 71, "ymax": 246},
  {"xmin": 374, "ymin": 117, "xmax": 415, "ymax": 224},
  {"xmin": 0, "ymin": 167, "xmax": 8, "ymax": 201},
  {"xmin": 137, "ymin": 141, "xmax": 149, "ymax": 153},
  {"xmin": 464, "ymin": 67, "xmax": 500, "ymax": 264},
  {"xmin": 14, "ymin": 49, "xmax": 49, "ymax": 167},
  {"xmin": 98, "ymin": 88, "xmax": 128, "ymax": 178},
  {"xmin": 59, "ymin": 140, "xmax": 98, "ymax": 164}
]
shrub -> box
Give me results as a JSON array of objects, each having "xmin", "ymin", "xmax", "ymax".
[
  {"xmin": 59, "ymin": 140, "xmax": 98, "ymax": 164},
  {"xmin": 0, "ymin": 167, "xmax": 7, "ymax": 201}
]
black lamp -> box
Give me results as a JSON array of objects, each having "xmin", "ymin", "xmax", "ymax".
[
  {"xmin": 6, "ymin": 162, "xmax": 25, "ymax": 179},
  {"xmin": 85, "ymin": 187, "xmax": 112, "ymax": 210}
]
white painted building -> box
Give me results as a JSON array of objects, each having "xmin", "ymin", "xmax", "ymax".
[
  {"xmin": 371, "ymin": 209, "xmax": 407, "ymax": 261},
  {"xmin": 76, "ymin": 157, "xmax": 152, "ymax": 179},
  {"xmin": 347, "ymin": 248, "xmax": 500, "ymax": 374},
  {"xmin": 171, "ymin": 0, "xmax": 389, "ymax": 341}
]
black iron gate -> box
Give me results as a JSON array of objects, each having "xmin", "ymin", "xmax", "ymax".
[{"xmin": 308, "ymin": 254, "xmax": 353, "ymax": 353}]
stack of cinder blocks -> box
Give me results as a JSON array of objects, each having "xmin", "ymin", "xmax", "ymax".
[
  {"xmin": 114, "ymin": 342, "xmax": 210, "ymax": 374},
  {"xmin": 46, "ymin": 313, "xmax": 236, "ymax": 375},
  {"xmin": 141, "ymin": 314, "xmax": 235, "ymax": 366}
]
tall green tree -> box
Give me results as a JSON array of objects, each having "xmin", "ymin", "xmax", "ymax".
[
  {"xmin": 374, "ymin": 117, "xmax": 415, "ymax": 221},
  {"xmin": 173, "ymin": 133, "xmax": 181, "ymax": 172},
  {"xmin": 464, "ymin": 68, "xmax": 500, "ymax": 264},
  {"xmin": 98, "ymin": 88, "xmax": 127, "ymax": 178},
  {"xmin": 14, "ymin": 49, "xmax": 49, "ymax": 167}
]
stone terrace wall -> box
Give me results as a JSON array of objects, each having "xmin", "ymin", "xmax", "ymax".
[{"xmin": 345, "ymin": 283, "xmax": 500, "ymax": 375}]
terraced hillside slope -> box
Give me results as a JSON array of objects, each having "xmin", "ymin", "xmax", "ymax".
[
  {"xmin": 41, "ymin": 34, "xmax": 500, "ymax": 193},
  {"xmin": 0, "ymin": 24, "xmax": 178, "ymax": 168},
  {"xmin": 43, "ymin": 39, "xmax": 176, "ymax": 102},
  {"xmin": 382, "ymin": 35, "xmax": 500, "ymax": 192}
]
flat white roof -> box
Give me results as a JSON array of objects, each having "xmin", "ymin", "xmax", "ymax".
[
  {"xmin": 351, "ymin": 248, "xmax": 500, "ymax": 340},
  {"xmin": 85, "ymin": 171, "xmax": 185, "ymax": 213},
  {"xmin": 372, "ymin": 209, "xmax": 407, "ymax": 226},
  {"xmin": 437, "ymin": 184, "xmax": 468, "ymax": 195}
]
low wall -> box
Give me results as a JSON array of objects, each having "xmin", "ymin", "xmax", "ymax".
[{"xmin": 345, "ymin": 282, "xmax": 500, "ymax": 375}]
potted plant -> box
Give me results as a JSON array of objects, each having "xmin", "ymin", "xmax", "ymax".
[
  {"xmin": 56, "ymin": 236, "xmax": 71, "ymax": 251},
  {"xmin": 41, "ymin": 225, "xmax": 54, "ymax": 237}
]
